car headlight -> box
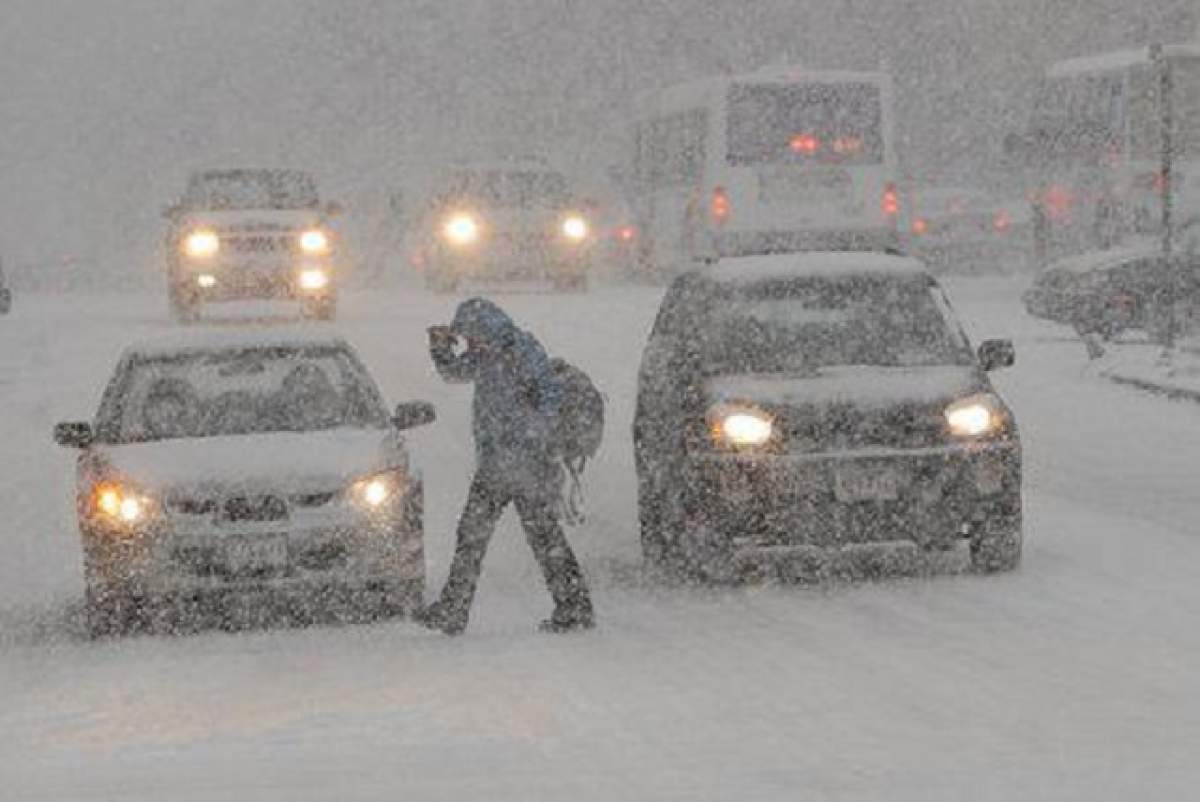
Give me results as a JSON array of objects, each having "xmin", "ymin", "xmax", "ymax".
[
  {"xmin": 710, "ymin": 406, "xmax": 774, "ymax": 448},
  {"xmin": 443, "ymin": 213, "xmax": 480, "ymax": 246},
  {"xmin": 298, "ymin": 268, "xmax": 329, "ymax": 291},
  {"xmin": 299, "ymin": 228, "xmax": 331, "ymax": 255},
  {"xmin": 92, "ymin": 481, "xmax": 152, "ymax": 525},
  {"xmin": 183, "ymin": 230, "xmax": 219, "ymax": 260},
  {"xmin": 349, "ymin": 470, "xmax": 405, "ymax": 510},
  {"xmin": 561, "ymin": 215, "xmax": 589, "ymax": 241},
  {"xmin": 945, "ymin": 394, "xmax": 1004, "ymax": 437}
]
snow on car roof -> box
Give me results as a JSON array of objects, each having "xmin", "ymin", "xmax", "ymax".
[
  {"xmin": 120, "ymin": 327, "xmax": 352, "ymax": 360},
  {"xmin": 704, "ymin": 252, "xmax": 931, "ymax": 284},
  {"xmin": 1048, "ymin": 42, "xmax": 1200, "ymax": 78},
  {"xmin": 1048, "ymin": 241, "xmax": 1164, "ymax": 275}
]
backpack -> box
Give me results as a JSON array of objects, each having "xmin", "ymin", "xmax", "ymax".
[{"xmin": 549, "ymin": 358, "xmax": 605, "ymax": 523}]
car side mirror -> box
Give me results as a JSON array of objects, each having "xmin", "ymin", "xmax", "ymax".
[
  {"xmin": 392, "ymin": 401, "xmax": 436, "ymax": 431},
  {"xmin": 54, "ymin": 421, "xmax": 94, "ymax": 448},
  {"xmin": 324, "ymin": 201, "xmax": 345, "ymax": 218},
  {"xmin": 978, "ymin": 339, "xmax": 1015, "ymax": 372}
]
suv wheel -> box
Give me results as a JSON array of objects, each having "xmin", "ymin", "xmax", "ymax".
[
  {"xmin": 970, "ymin": 511, "xmax": 1023, "ymax": 573},
  {"xmin": 168, "ymin": 284, "xmax": 201, "ymax": 323}
]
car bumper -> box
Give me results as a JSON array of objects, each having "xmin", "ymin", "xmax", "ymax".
[
  {"xmin": 175, "ymin": 258, "xmax": 335, "ymax": 301},
  {"xmin": 82, "ymin": 485, "xmax": 424, "ymax": 599},
  {"xmin": 430, "ymin": 243, "xmax": 590, "ymax": 279},
  {"xmin": 686, "ymin": 440, "xmax": 1021, "ymax": 552}
]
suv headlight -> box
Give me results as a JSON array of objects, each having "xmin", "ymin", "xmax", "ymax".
[
  {"xmin": 945, "ymin": 393, "xmax": 1005, "ymax": 437},
  {"xmin": 710, "ymin": 405, "xmax": 774, "ymax": 448},
  {"xmin": 299, "ymin": 228, "xmax": 331, "ymax": 255},
  {"xmin": 561, "ymin": 215, "xmax": 589, "ymax": 241},
  {"xmin": 183, "ymin": 230, "xmax": 219, "ymax": 260},
  {"xmin": 443, "ymin": 213, "xmax": 480, "ymax": 246},
  {"xmin": 91, "ymin": 481, "xmax": 154, "ymax": 527},
  {"xmin": 349, "ymin": 469, "xmax": 406, "ymax": 510}
]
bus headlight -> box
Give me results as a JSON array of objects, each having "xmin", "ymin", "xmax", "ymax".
[
  {"xmin": 945, "ymin": 394, "xmax": 1003, "ymax": 437},
  {"xmin": 561, "ymin": 215, "xmax": 589, "ymax": 241},
  {"xmin": 299, "ymin": 229, "xmax": 331, "ymax": 255},
  {"xmin": 711, "ymin": 407, "xmax": 773, "ymax": 448},
  {"xmin": 443, "ymin": 213, "xmax": 480, "ymax": 246},
  {"xmin": 183, "ymin": 230, "xmax": 219, "ymax": 260}
]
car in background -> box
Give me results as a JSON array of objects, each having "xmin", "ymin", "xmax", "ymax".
[
  {"xmin": 163, "ymin": 168, "xmax": 343, "ymax": 322},
  {"xmin": 908, "ymin": 187, "xmax": 1032, "ymax": 273},
  {"xmin": 633, "ymin": 252, "xmax": 1022, "ymax": 582},
  {"xmin": 409, "ymin": 158, "xmax": 595, "ymax": 292},
  {"xmin": 0, "ymin": 259, "xmax": 10, "ymax": 314},
  {"xmin": 1022, "ymin": 243, "xmax": 1195, "ymax": 339},
  {"xmin": 54, "ymin": 330, "xmax": 435, "ymax": 636}
]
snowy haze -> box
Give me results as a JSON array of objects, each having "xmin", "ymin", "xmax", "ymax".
[{"xmin": 2, "ymin": 0, "xmax": 1196, "ymax": 286}]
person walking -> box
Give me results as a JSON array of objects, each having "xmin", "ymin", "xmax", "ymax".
[{"xmin": 416, "ymin": 298, "xmax": 594, "ymax": 635}]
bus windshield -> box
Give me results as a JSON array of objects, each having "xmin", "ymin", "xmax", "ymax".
[{"xmin": 727, "ymin": 82, "xmax": 884, "ymax": 166}]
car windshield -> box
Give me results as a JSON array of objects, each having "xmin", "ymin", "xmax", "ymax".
[
  {"xmin": 700, "ymin": 275, "xmax": 973, "ymax": 374},
  {"xmin": 185, "ymin": 169, "xmax": 319, "ymax": 210},
  {"xmin": 445, "ymin": 169, "xmax": 570, "ymax": 207},
  {"xmin": 101, "ymin": 345, "xmax": 387, "ymax": 443}
]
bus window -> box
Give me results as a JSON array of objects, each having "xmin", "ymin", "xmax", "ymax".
[{"xmin": 726, "ymin": 83, "xmax": 883, "ymax": 166}]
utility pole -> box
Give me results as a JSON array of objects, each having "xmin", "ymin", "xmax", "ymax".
[{"xmin": 1152, "ymin": 44, "xmax": 1178, "ymax": 351}]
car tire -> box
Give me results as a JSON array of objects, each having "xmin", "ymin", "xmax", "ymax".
[
  {"xmin": 84, "ymin": 586, "xmax": 145, "ymax": 639},
  {"xmin": 302, "ymin": 295, "xmax": 337, "ymax": 321},
  {"xmin": 637, "ymin": 477, "xmax": 674, "ymax": 577},
  {"xmin": 553, "ymin": 274, "xmax": 589, "ymax": 293},
  {"xmin": 168, "ymin": 284, "xmax": 201, "ymax": 324},
  {"xmin": 970, "ymin": 511, "xmax": 1023, "ymax": 573}
]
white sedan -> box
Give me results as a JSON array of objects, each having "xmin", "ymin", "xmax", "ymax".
[{"xmin": 54, "ymin": 329, "xmax": 435, "ymax": 636}]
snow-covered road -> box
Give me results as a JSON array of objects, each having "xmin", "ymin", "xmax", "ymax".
[{"xmin": 2, "ymin": 278, "xmax": 1199, "ymax": 801}]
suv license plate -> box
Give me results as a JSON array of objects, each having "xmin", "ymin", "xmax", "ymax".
[
  {"xmin": 226, "ymin": 536, "xmax": 288, "ymax": 574},
  {"xmin": 834, "ymin": 465, "xmax": 900, "ymax": 502}
]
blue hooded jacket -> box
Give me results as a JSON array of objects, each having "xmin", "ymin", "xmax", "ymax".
[{"xmin": 432, "ymin": 298, "xmax": 563, "ymax": 489}]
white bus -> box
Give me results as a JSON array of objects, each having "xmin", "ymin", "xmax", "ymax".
[
  {"xmin": 627, "ymin": 66, "xmax": 901, "ymax": 271},
  {"xmin": 1024, "ymin": 42, "xmax": 1200, "ymax": 260}
]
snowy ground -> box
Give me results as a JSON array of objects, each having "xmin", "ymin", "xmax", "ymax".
[{"xmin": 2, "ymin": 275, "xmax": 1200, "ymax": 801}]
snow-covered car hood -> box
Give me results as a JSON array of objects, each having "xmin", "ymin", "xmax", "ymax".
[
  {"xmin": 95, "ymin": 428, "xmax": 402, "ymax": 494},
  {"xmin": 706, "ymin": 365, "xmax": 985, "ymax": 409}
]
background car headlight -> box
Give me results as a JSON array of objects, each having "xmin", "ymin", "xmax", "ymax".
[
  {"xmin": 298, "ymin": 268, "xmax": 329, "ymax": 291},
  {"xmin": 443, "ymin": 213, "xmax": 479, "ymax": 245},
  {"xmin": 350, "ymin": 471, "xmax": 405, "ymax": 510},
  {"xmin": 299, "ymin": 228, "xmax": 330, "ymax": 254},
  {"xmin": 183, "ymin": 230, "xmax": 219, "ymax": 259},
  {"xmin": 92, "ymin": 482, "xmax": 150, "ymax": 525},
  {"xmin": 561, "ymin": 215, "xmax": 589, "ymax": 241},
  {"xmin": 711, "ymin": 407, "xmax": 773, "ymax": 447},
  {"xmin": 946, "ymin": 394, "xmax": 1003, "ymax": 437}
]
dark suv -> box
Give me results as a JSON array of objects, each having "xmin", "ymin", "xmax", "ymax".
[{"xmin": 633, "ymin": 252, "xmax": 1022, "ymax": 581}]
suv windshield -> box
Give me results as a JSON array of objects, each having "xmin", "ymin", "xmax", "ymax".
[
  {"xmin": 185, "ymin": 169, "xmax": 320, "ymax": 211},
  {"xmin": 700, "ymin": 276, "xmax": 972, "ymax": 374},
  {"xmin": 100, "ymin": 346, "xmax": 387, "ymax": 444}
]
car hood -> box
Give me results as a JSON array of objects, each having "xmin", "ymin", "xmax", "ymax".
[
  {"xmin": 96, "ymin": 428, "xmax": 401, "ymax": 494},
  {"xmin": 705, "ymin": 365, "xmax": 986, "ymax": 410}
]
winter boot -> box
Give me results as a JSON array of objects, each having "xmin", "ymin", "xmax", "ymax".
[{"xmin": 413, "ymin": 602, "xmax": 468, "ymax": 636}]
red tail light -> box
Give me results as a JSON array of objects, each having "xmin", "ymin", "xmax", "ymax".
[
  {"xmin": 789, "ymin": 133, "xmax": 820, "ymax": 156},
  {"xmin": 711, "ymin": 187, "xmax": 731, "ymax": 224},
  {"xmin": 882, "ymin": 184, "xmax": 900, "ymax": 217},
  {"xmin": 617, "ymin": 225, "xmax": 637, "ymax": 242},
  {"xmin": 911, "ymin": 218, "xmax": 928, "ymax": 235},
  {"xmin": 993, "ymin": 211, "xmax": 1011, "ymax": 231}
]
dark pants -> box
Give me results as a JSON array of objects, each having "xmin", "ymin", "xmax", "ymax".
[{"xmin": 436, "ymin": 472, "xmax": 593, "ymax": 625}]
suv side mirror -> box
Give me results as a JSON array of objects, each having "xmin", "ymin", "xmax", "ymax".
[
  {"xmin": 392, "ymin": 401, "xmax": 436, "ymax": 431},
  {"xmin": 54, "ymin": 421, "xmax": 94, "ymax": 448},
  {"xmin": 324, "ymin": 201, "xmax": 345, "ymax": 218},
  {"xmin": 978, "ymin": 339, "xmax": 1015, "ymax": 372}
]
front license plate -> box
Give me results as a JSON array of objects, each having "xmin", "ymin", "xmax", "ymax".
[
  {"xmin": 226, "ymin": 536, "xmax": 288, "ymax": 574},
  {"xmin": 834, "ymin": 464, "xmax": 900, "ymax": 502}
]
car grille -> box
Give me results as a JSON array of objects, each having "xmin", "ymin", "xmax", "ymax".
[
  {"xmin": 223, "ymin": 234, "xmax": 292, "ymax": 254},
  {"xmin": 776, "ymin": 402, "xmax": 949, "ymax": 452},
  {"xmin": 224, "ymin": 495, "xmax": 289, "ymax": 523}
]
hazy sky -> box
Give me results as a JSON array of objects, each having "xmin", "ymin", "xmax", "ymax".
[{"xmin": 1, "ymin": 0, "xmax": 1195, "ymax": 283}]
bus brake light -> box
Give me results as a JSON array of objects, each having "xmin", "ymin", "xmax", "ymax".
[
  {"xmin": 882, "ymin": 184, "xmax": 900, "ymax": 217},
  {"xmin": 711, "ymin": 187, "xmax": 731, "ymax": 224}
]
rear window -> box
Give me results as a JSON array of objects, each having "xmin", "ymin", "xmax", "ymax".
[{"xmin": 727, "ymin": 82, "xmax": 884, "ymax": 166}]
